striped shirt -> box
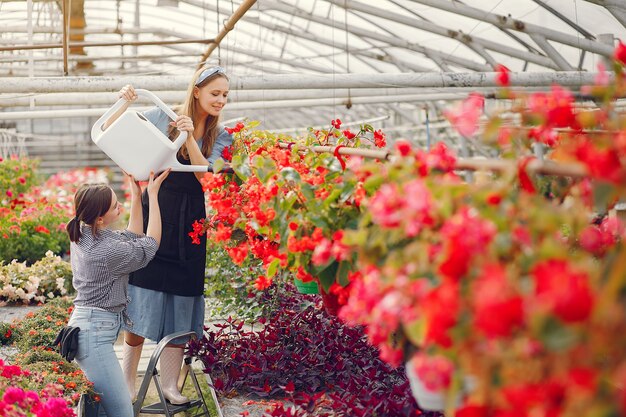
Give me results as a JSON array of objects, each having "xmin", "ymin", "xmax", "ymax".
[{"xmin": 71, "ymin": 224, "xmax": 158, "ymax": 313}]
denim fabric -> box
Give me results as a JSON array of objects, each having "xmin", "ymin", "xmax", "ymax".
[
  {"xmin": 68, "ymin": 306, "xmax": 133, "ymax": 417},
  {"xmin": 124, "ymin": 284, "xmax": 204, "ymax": 345}
]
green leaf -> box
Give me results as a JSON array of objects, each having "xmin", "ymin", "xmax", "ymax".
[
  {"xmin": 300, "ymin": 183, "xmax": 315, "ymax": 201},
  {"xmin": 280, "ymin": 167, "xmax": 301, "ymax": 183},
  {"xmin": 212, "ymin": 157, "xmax": 225, "ymax": 174},
  {"xmin": 336, "ymin": 260, "xmax": 351, "ymax": 286},
  {"xmin": 231, "ymin": 155, "xmax": 251, "ymax": 180},
  {"xmin": 314, "ymin": 260, "xmax": 339, "ymax": 292},
  {"xmin": 266, "ymin": 258, "xmax": 280, "ymax": 278}
]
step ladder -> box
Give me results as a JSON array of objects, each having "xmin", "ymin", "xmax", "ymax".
[{"xmin": 132, "ymin": 331, "xmax": 223, "ymax": 417}]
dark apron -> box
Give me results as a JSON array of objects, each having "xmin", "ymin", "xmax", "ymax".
[{"xmin": 129, "ymin": 158, "xmax": 207, "ymax": 296}]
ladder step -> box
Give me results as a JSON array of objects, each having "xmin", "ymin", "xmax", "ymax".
[{"xmin": 139, "ymin": 399, "xmax": 204, "ymax": 414}]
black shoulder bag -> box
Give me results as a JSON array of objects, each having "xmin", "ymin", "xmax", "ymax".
[{"xmin": 52, "ymin": 326, "xmax": 81, "ymax": 362}]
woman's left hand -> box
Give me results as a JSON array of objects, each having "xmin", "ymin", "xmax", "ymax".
[
  {"xmin": 171, "ymin": 115, "xmax": 194, "ymax": 138},
  {"xmin": 126, "ymin": 173, "xmax": 142, "ymax": 198}
]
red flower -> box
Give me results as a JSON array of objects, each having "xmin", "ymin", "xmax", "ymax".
[
  {"xmin": 342, "ymin": 129, "xmax": 356, "ymax": 140},
  {"xmin": 486, "ymin": 192, "xmax": 502, "ymax": 206},
  {"xmin": 495, "ymin": 64, "xmax": 511, "ymax": 86},
  {"xmin": 331, "ymin": 119, "xmax": 342, "ymax": 129},
  {"xmin": 34, "ymin": 225, "xmax": 50, "ymax": 234},
  {"xmin": 373, "ymin": 129, "xmax": 386, "ymax": 148},
  {"xmin": 517, "ymin": 156, "xmax": 536, "ymax": 194},
  {"xmin": 395, "ymin": 139, "xmax": 412, "ymax": 156},
  {"xmin": 473, "ymin": 264, "xmax": 524, "ymax": 339},
  {"xmin": 614, "ymin": 40, "xmax": 626, "ymax": 65},
  {"xmin": 532, "ymin": 259, "xmax": 594, "ymax": 323},
  {"xmin": 221, "ymin": 145, "xmax": 233, "ymax": 162},
  {"xmin": 253, "ymin": 275, "xmax": 273, "ymax": 291}
]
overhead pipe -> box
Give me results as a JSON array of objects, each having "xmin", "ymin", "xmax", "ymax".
[
  {"xmin": 0, "ymin": 37, "xmax": 216, "ymax": 52},
  {"xmin": 0, "ymin": 86, "xmax": 506, "ymax": 107},
  {"xmin": 276, "ymin": 143, "xmax": 588, "ymax": 178},
  {"xmin": 197, "ymin": 0, "xmax": 257, "ymax": 68},
  {"xmin": 0, "ymin": 71, "xmax": 603, "ymax": 94},
  {"xmin": 0, "ymin": 93, "xmax": 483, "ymax": 120}
]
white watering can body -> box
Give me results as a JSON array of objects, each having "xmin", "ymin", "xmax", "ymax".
[{"xmin": 91, "ymin": 89, "xmax": 222, "ymax": 181}]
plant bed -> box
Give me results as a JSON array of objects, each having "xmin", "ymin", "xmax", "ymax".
[{"xmin": 188, "ymin": 289, "xmax": 440, "ymax": 417}]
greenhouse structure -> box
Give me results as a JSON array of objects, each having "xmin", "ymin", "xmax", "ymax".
[{"xmin": 1, "ymin": 1, "xmax": 626, "ymax": 416}]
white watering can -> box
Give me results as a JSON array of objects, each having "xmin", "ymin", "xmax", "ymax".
[{"xmin": 91, "ymin": 89, "xmax": 225, "ymax": 181}]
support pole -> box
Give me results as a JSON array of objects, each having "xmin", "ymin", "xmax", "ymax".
[{"xmin": 62, "ymin": 0, "xmax": 69, "ymax": 75}]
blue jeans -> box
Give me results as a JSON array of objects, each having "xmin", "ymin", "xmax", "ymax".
[{"xmin": 68, "ymin": 306, "xmax": 133, "ymax": 417}]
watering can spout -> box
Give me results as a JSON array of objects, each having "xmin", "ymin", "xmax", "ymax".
[{"xmin": 90, "ymin": 89, "xmax": 231, "ymax": 181}]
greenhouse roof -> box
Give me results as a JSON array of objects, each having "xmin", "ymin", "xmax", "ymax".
[{"xmin": 1, "ymin": 0, "xmax": 626, "ymax": 132}]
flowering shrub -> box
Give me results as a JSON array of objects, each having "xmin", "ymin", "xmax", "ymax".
[
  {"xmin": 0, "ymin": 358, "xmax": 77, "ymax": 417},
  {"xmin": 0, "ymin": 198, "xmax": 71, "ymax": 264},
  {"xmin": 0, "ymin": 322, "xmax": 14, "ymax": 346},
  {"xmin": 198, "ymin": 120, "xmax": 385, "ymax": 305},
  {"xmin": 13, "ymin": 347, "xmax": 95, "ymax": 408},
  {"xmin": 33, "ymin": 167, "xmax": 110, "ymax": 211},
  {"xmin": 204, "ymin": 241, "xmax": 287, "ymax": 322},
  {"xmin": 0, "ymin": 164, "xmax": 110, "ymax": 264},
  {"xmin": 188, "ymin": 288, "xmax": 431, "ymax": 417},
  {"xmin": 0, "ymin": 297, "xmax": 94, "ymax": 410},
  {"xmin": 12, "ymin": 302, "xmax": 71, "ymax": 353},
  {"xmin": 0, "ymin": 251, "xmax": 73, "ymax": 305},
  {"xmin": 335, "ymin": 51, "xmax": 626, "ymax": 414},
  {"xmin": 0, "ymin": 155, "xmax": 39, "ymax": 201}
]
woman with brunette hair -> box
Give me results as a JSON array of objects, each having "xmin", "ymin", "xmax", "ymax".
[
  {"xmin": 106, "ymin": 66, "xmax": 233, "ymax": 404},
  {"xmin": 66, "ymin": 171, "xmax": 168, "ymax": 417}
]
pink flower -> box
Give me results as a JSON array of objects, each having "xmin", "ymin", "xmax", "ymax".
[
  {"xmin": 368, "ymin": 183, "xmax": 404, "ymax": 228},
  {"xmin": 443, "ymin": 93, "xmax": 484, "ymax": 138},
  {"xmin": 311, "ymin": 238, "xmax": 333, "ymax": 266},
  {"xmin": 411, "ymin": 352, "xmax": 454, "ymax": 392},
  {"xmin": 595, "ymin": 62, "xmax": 610, "ymax": 86},
  {"xmin": 2, "ymin": 386, "xmax": 26, "ymax": 405}
]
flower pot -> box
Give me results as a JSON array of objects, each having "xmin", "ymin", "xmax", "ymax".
[
  {"xmin": 293, "ymin": 278, "xmax": 320, "ymax": 294},
  {"xmin": 405, "ymin": 360, "xmax": 447, "ymax": 411}
]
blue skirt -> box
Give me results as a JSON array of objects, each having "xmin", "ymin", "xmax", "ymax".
[{"xmin": 124, "ymin": 284, "xmax": 205, "ymax": 345}]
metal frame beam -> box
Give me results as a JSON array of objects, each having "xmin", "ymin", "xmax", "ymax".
[
  {"xmin": 258, "ymin": 0, "xmax": 493, "ymax": 71},
  {"xmin": 412, "ymin": 0, "xmax": 615, "ymax": 56},
  {"xmin": 326, "ymin": 0, "xmax": 559, "ymax": 70}
]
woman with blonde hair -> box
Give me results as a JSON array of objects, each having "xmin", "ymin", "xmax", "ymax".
[{"xmin": 106, "ymin": 66, "xmax": 233, "ymax": 404}]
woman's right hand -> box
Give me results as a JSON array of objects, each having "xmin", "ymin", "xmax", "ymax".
[
  {"xmin": 119, "ymin": 84, "xmax": 138, "ymax": 102},
  {"xmin": 147, "ymin": 169, "xmax": 171, "ymax": 197}
]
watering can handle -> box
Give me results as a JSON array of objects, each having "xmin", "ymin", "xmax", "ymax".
[
  {"xmin": 135, "ymin": 89, "xmax": 188, "ymax": 149},
  {"xmin": 90, "ymin": 89, "xmax": 188, "ymax": 148}
]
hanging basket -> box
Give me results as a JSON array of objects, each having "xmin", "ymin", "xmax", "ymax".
[{"xmin": 293, "ymin": 278, "xmax": 320, "ymax": 294}]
